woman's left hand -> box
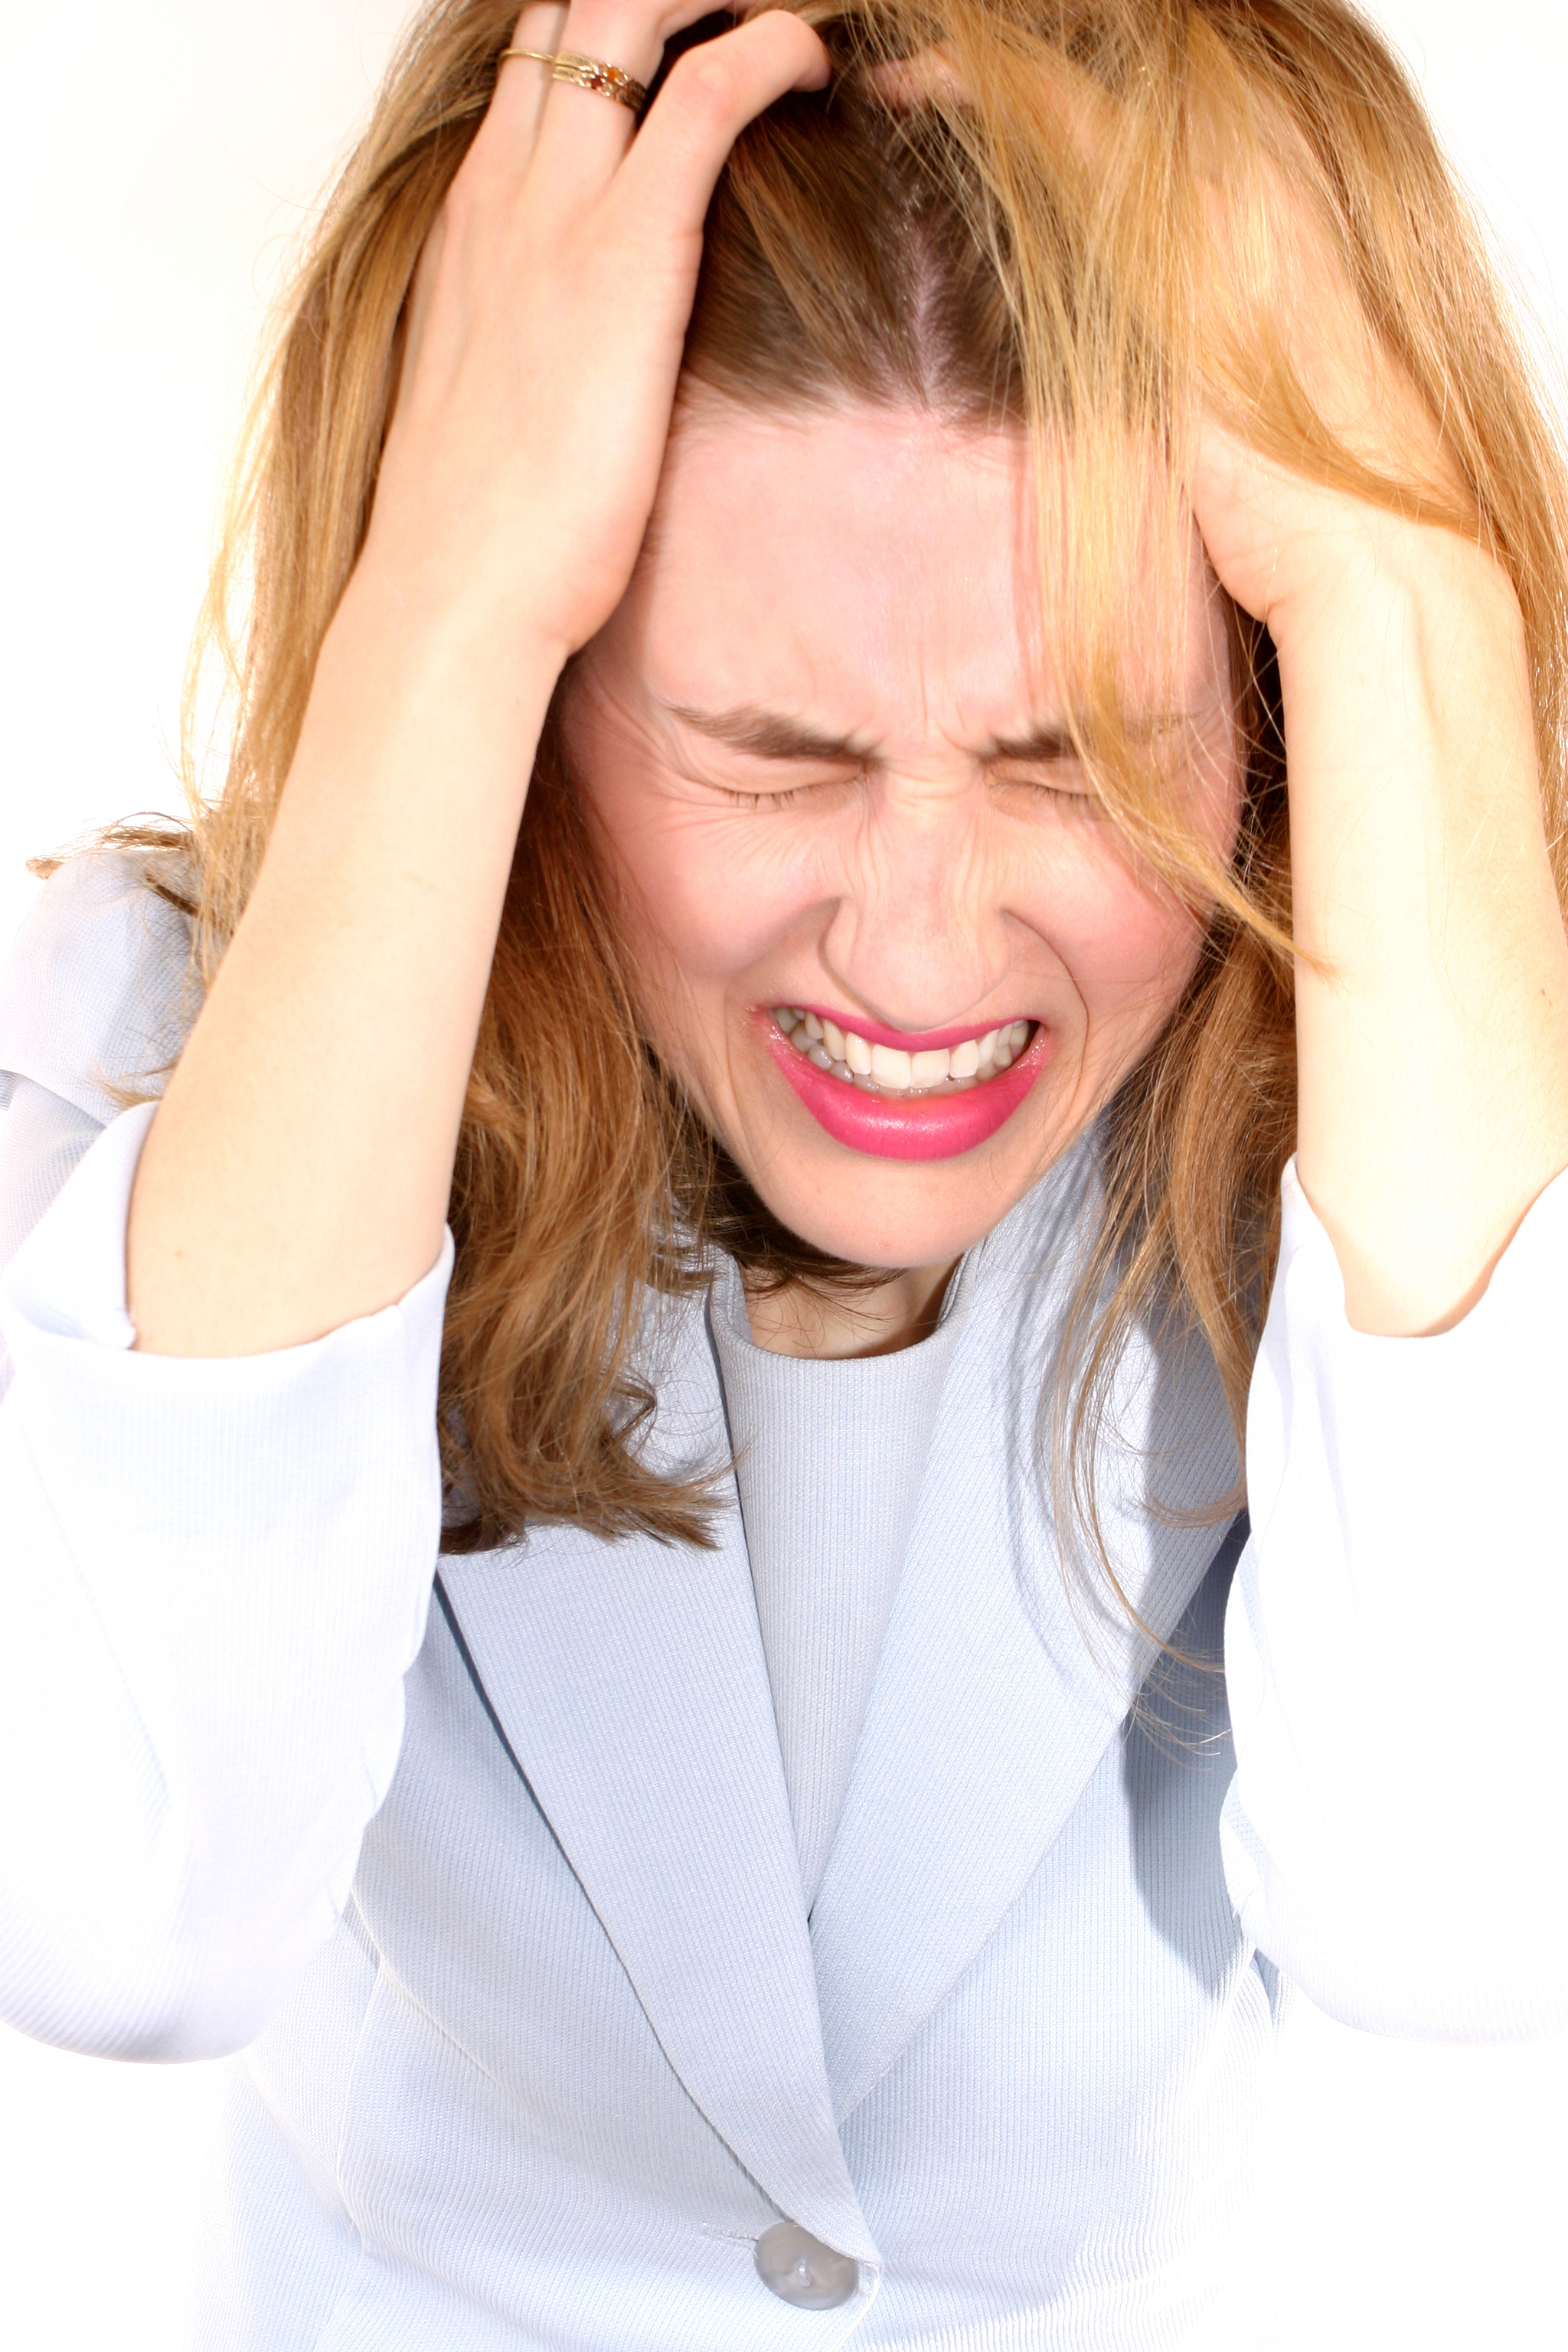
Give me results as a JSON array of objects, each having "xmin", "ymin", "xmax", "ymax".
[{"xmin": 1189, "ymin": 227, "xmax": 1568, "ymax": 1334}]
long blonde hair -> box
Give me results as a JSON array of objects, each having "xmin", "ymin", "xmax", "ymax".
[{"xmin": 114, "ymin": 2, "xmax": 1568, "ymax": 1614}]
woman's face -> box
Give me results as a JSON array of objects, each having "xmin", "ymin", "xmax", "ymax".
[{"xmin": 567, "ymin": 403, "xmax": 1241, "ymax": 1276}]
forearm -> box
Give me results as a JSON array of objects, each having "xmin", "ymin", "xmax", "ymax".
[
  {"xmin": 122, "ymin": 4, "xmax": 827, "ymax": 1362},
  {"xmin": 1280, "ymin": 527, "xmax": 1568, "ymax": 1334},
  {"xmin": 127, "ymin": 577, "xmax": 564, "ymax": 1357}
]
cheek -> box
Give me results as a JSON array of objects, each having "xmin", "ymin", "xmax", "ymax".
[
  {"xmin": 1027, "ymin": 838, "xmax": 1205, "ymax": 1017},
  {"xmin": 596, "ymin": 797, "xmax": 828, "ymax": 994}
]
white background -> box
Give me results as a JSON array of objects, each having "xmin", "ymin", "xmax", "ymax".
[{"xmin": 2, "ymin": 4, "xmax": 1566, "ymax": 2347}]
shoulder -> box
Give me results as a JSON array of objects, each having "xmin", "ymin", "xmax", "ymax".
[{"xmin": 0, "ymin": 842, "xmax": 201, "ymax": 1122}]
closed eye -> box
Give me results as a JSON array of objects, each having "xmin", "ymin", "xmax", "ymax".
[
  {"xmin": 693, "ymin": 766, "xmax": 863, "ymax": 812},
  {"xmin": 989, "ymin": 761, "xmax": 1104, "ymax": 811},
  {"xmin": 710, "ymin": 784, "xmax": 822, "ymax": 811}
]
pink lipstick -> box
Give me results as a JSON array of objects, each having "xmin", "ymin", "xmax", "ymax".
[{"xmin": 764, "ymin": 1006, "xmax": 1053, "ymax": 1161}]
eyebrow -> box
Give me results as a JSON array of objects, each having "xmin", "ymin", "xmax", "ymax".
[
  {"xmin": 664, "ymin": 703, "xmax": 1081, "ymax": 765},
  {"xmin": 665, "ymin": 704, "xmax": 872, "ymax": 763}
]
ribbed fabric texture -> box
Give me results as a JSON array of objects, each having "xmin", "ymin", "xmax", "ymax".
[{"xmin": 707, "ymin": 1261, "xmax": 965, "ymax": 1909}]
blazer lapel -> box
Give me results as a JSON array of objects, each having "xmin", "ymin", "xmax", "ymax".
[
  {"xmin": 438, "ymin": 1291, "xmax": 877, "ymax": 2267},
  {"xmin": 808, "ymin": 1146, "xmax": 1242, "ymax": 2122}
]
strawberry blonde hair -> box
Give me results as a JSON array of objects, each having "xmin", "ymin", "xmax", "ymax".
[{"xmin": 99, "ymin": 2, "xmax": 1568, "ymax": 1625}]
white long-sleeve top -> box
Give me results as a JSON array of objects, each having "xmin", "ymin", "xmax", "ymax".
[{"xmin": 0, "ymin": 849, "xmax": 1563, "ymax": 2350}]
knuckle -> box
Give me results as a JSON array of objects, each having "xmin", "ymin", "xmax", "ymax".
[{"xmin": 668, "ymin": 44, "xmax": 746, "ymax": 123}]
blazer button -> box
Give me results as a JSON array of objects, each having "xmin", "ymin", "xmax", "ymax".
[{"xmin": 754, "ymin": 2222, "xmax": 860, "ymax": 2309}]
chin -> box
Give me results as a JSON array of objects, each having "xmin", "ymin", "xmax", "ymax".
[{"xmin": 744, "ymin": 1148, "xmax": 1042, "ymax": 1274}]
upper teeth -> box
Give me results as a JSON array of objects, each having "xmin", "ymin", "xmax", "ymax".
[{"xmin": 773, "ymin": 1008, "xmax": 1034, "ymax": 1093}]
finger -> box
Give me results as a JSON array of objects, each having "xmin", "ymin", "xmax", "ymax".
[
  {"xmin": 495, "ymin": 2, "xmax": 571, "ymax": 150},
  {"xmin": 525, "ymin": 1, "xmax": 756, "ymax": 194},
  {"xmin": 486, "ymin": 2, "xmax": 570, "ymax": 168},
  {"xmin": 616, "ymin": 11, "xmax": 829, "ymax": 230}
]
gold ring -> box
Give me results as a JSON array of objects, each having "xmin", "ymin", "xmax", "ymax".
[{"xmin": 497, "ymin": 46, "xmax": 648, "ymax": 113}]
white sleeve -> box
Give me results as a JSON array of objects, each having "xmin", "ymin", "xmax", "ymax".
[
  {"xmin": 0, "ymin": 1080, "xmax": 105, "ymax": 1341},
  {"xmin": 1220, "ymin": 1158, "xmax": 1568, "ymax": 2042},
  {"xmin": 0, "ymin": 857, "xmax": 454, "ymax": 2062}
]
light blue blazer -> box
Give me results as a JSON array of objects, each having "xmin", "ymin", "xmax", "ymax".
[{"xmin": 0, "ymin": 851, "xmax": 1561, "ymax": 2351}]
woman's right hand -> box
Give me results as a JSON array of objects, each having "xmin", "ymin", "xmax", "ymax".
[
  {"xmin": 128, "ymin": 5, "xmax": 824, "ymax": 1361},
  {"xmin": 362, "ymin": 2, "xmax": 828, "ymax": 662}
]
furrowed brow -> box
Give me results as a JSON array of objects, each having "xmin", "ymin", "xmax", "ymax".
[
  {"xmin": 667, "ymin": 706, "xmax": 1180, "ymax": 767},
  {"xmin": 985, "ymin": 724, "xmax": 1079, "ymax": 763},
  {"xmin": 665, "ymin": 703, "xmax": 871, "ymax": 763},
  {"xmin": 988, "ymin": 710, "xmax": 1197, "ymax": 760}
]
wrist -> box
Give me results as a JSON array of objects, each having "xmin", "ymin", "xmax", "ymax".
[
  {"xmin": 1271, "ymin": 510, "xmax": 1521, "ymax": 685},
  {"xmin": 328, "ymin": 553, "xmax": 573, "ymax": 704}
]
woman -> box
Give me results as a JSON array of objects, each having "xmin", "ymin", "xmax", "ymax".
[{"xmin": 1, "ymin": 0, "xmax": 1564, "ymax": 2342}]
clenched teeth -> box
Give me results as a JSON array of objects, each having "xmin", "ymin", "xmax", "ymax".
[{"xmin": 773, "ymin": 1008, "xmax": 1035, "ymax": 1094}]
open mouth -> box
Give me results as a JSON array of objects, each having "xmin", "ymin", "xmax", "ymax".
[
  {"xmin": 764, "ymin": 1004, "xmax": 1052, "ymax": 1161},
  {"xmin": 773, "ymin": 1008, "xmax": 1037, "ymax": 1093}
]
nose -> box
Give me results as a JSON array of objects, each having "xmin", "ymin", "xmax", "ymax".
[{"xmin": 818, "ymin": 782, "xmax": 1014, "ymax": 1032}]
